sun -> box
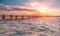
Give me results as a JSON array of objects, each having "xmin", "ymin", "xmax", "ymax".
[
  {"xmin": 29, "ymin": 2, "xmax": 48, "ymax": 13},
  {"xmin": 37, "ymin": 7, "xmax": 48, "ymax": 13},
  {"xmin": 28, "ymin": 2, "xmax": 50, "ymax": 16},
  {"xmin": 35, "ymin": 6, "xmax": 50, "ymax": 16}
]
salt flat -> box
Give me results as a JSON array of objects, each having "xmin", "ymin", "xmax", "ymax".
[{"xmin": 0, "ymin": 17, "xmax": 60, "ymax": 36}]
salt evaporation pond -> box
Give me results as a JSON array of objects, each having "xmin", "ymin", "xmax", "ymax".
[{"xmin": 0, "ymin": 17, "xmax": 60, "ymax": 36}]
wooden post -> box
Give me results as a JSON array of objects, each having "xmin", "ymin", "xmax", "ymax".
[
  {"xmin": 10, "ymin": 15, "xmax": 13, "ymax": 19},
  {"xmin": 21, "ymin": 16, "xmax": 24, "ymax": 19},
  {"xmin": 15, "ymin": 16, "xmax": 17, "ymax": 19},
  {"xmin": 2, "ymin": 15, "xmax": 5, "ymax": 19},
  {"xmin": 28, "ymin": 16, "xmax": 30, "ymax": 19},
  {"xmin": 34, "ymin": 16, "xmax": 36, "ymax": 18}
]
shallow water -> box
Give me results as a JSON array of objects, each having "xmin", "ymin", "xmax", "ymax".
[{"xmin": 0, "ymin": 17, "xmax": 60, "ymax": 36}]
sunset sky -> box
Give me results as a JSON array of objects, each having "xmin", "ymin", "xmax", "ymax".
[{"xmin": 0, "ymin": 0, "xmax": 60, "ymax": 16}]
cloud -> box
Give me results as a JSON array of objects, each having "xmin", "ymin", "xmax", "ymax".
[
  {"xmin": 0, "ymin": 0, "xmax": 60, "ymax": 15},
  {"xmin": 0, "ymin": 4, "xmax": 11, "ymax": 11},
  {"xmin": 24, "ymin": 0, "xmax": 56, "ymax": 8},
  {"xmin": 0, "ymin": 4, "xmax": 40, "ymax": 15},
  {"xmin": 24, "ymin": 0, "xmax": 60, "ymax": 15},
  {"xmin": 0, "ymin": 4, "xmax": 38, "ymax": 12},
  {"xmin": 27, "ymin": 0, "xmax": 60, "ymax": 8}
]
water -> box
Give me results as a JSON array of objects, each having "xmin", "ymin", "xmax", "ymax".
[{"xmin": 0, "ymin": 17, "xmax": 60, "ymax": 36}]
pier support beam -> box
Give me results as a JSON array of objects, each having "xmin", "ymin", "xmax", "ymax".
[
  {"xmin": 2, "ymin": 15, "xmax": 5, "ymax": 19},
  {"xmin": 15, "ymin": 16, "xmax": 17, "ymax": 19},
  {"xmin": 10, "ymin": 15, "xmax": 13, "ymax": 19},
  {"xmin": 28, "ymin": 16, "xmax": 30, "ymax": 19},
  {"xmin": 21, "ymin": 16, "xmax": 24, "ymax": 19}
]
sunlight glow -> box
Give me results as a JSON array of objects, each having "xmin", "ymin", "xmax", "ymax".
[
  {"xmin": 28, "ymin": 2, "xmax": 49, "ymax": 14},
  {"xmin": 37, "ymin": 7, "xmax": 48, "ymax": 13},
  {"xmin": 24, "ymin": 1, "xmax": 54, "ymax": 16}
]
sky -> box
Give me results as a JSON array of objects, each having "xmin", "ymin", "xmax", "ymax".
[{"xmin": 0, "ymin": 0, "xmax": 60, "ymax": 16}]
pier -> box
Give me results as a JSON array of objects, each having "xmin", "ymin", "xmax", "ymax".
[
  {"xmin": 0, "ymin": 15, "xmax": 41, "ymax": 20},
  {"xmin": 0, "ymin": 15, "xmax": 60, "ymax": 20}
]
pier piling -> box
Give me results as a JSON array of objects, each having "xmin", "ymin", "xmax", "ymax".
[
  {"xmin": 2, "ymin": 15, "xmax": 5, "ymax": 19},
  {"xmin": 10, "ymin": 15, "xmax": 13, "ymax": 19},
  {"xmin": 15, "ymin": 16, "xmax": 17, "ymax": 19}
]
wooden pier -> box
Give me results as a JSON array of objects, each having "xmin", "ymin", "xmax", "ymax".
[
  {"xmin": 0, "ymin": 15, "xmax": 41, "ymax": 20},
  {"xmin": 0, "ymin": 15, "xmax": 60, "ymax": 20}
]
